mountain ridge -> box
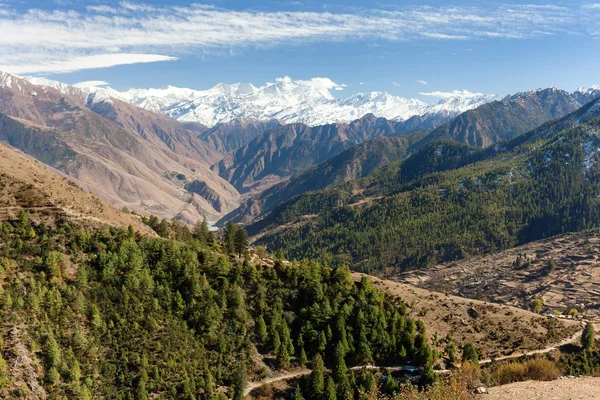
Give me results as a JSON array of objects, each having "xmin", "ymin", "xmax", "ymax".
[{"xmin": 76, "ymin": 76, "xmax": 499, "ymax": 128}]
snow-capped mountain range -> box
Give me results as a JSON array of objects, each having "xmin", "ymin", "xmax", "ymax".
[
  {"xmin": 78, "ymin": 76, "xmax": 502, "ymax": 127},
  {"xmin": 2, "ymin": 71, "xmax": 599, "ymax": 130}
]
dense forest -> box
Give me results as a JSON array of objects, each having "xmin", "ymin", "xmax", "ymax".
[
  {"xmin": 0, "ymin": 209, "xmax": 437, "ymax": 398},
  {"xmin": 252, "ymin": 122, "xmax": 600, "ymax": 274}
]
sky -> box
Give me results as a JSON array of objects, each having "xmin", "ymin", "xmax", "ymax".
[{"xmin": 0, "ymin": 0, "xmax": 599, "ymax": 101}]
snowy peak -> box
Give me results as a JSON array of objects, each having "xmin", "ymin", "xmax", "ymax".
[{"xmin": 84, "ymin": 77, "xmax": 499, "ymax": 128}]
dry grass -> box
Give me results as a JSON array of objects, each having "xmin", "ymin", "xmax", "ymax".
[{"xmin": 491, "ymin": 358, "xmax": 561, "ymax": 386}]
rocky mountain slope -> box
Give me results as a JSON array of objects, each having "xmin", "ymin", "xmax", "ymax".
[
  {"xmin": 83, "ymin": 77, "xmax": 498, "ymax": 127},
  {"xmin": 221, "ymin": 133, "xmax": 427, "ymax": 224},
  {"xmin": 213, "ymin": 114, "xmax": 414, "ymax": 193},
  {"xmin": 196, "ymin": 119, "xmax": 282, "ymax": 153},
  {"xmin": 0, "ymin": 72, "xmax": 239, "ymax": 224},
  {"xmin": 421, "ymin": 88, "xmax": 600, "ymax": 148}
]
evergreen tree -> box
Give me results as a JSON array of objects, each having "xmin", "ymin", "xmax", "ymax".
[
  {"xmin": 299, "ymin": 346, "xmax": 308, "ymax": 366},
  {"xmin": 294, "ymin": 384, "xmax": 304, "ymax": 400},
  {"xmin": 324, "ymin": 376, "xmax": 336, "ymax": 400},
  {"xmin": 256, "ymin": 315, "xmax": 268, "ymax": 343},
  {"xmin": 582, "ymin": 322, "xmax": 595, "ymax": 350},
  {"xmin": 308, "ymin": 354, "xmax": 325, "ymax": 399},
  {"xmin": 381, "ymin": 374, "xmax": 398, "ymax": 395},
  {"xmin": 224, "ymin": 222, "xmax": 237, "ymax": 254},
  {"xmin": 462, "ymin": 343, "xmax": 479, "ymax": 365},
  {"xmin": 333, "ymin": 344, "xmax": 348, "ymax": 383},
  {"xmin": 232, "ymin": 363, "xmax": 246, "ymax": 400},
  {"xmin": 234, "ymin": 228, "xmax": 249, "ymax": 257},
  {"xmin": 204, "ymin": 362, "xmax": 215, "ymax": 400},
  {"xmin": 193, "ymin": 219, "xmax": 210, "ymax": 242}
]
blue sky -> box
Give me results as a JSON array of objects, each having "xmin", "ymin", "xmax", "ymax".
[{"xmin": 1, "ymin": 0, "xmax": 599, "ymax": 101}]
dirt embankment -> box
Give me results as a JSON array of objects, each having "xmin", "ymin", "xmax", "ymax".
[{"xmin": 485, "ymin": 376, "xmax": 600, "ymax": 400}]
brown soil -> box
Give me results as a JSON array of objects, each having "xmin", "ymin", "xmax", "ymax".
[
  {"xmin": 485, "ymin": 376, "xmax": 600, "ymax": 399},
  {"xmin": 353, "ymin": 273, "xmax": 580, "ymax": 360}
]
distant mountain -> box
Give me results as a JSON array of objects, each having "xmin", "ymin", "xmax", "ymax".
[
  {"xmin": 197, "ymin": 119, "xmax": 282, "ymax": 153},
  {"xmin": 82, "ymin": 77, "xmax": 498, "ymax": 128},
  {"xmin": 0, "ymin": 72, "xmax": 239, "ymax": 224},
  {"xmin": 421, "ymin": 88, "xmax": 600, "ymax": 148},
  {"xmin": 249, "ymin": 98, "xmax": 600, "ymax": 273},
  {"xmin": 221, "ymin": 133, "xmax": 427, "ymax": 224},
  {"xmin": 212, "ymin": 114, "xmax": 411, "ymax": 193}
]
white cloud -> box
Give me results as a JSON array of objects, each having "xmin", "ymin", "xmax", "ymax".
[
  {"xmin": 277, "ymin": 76, "xmax": 346, "ymax": 92},
  {"xmin": 74, "ymin": 80, "xmax": 110, "ymax": 88},
  {"xmin": 359, "ymin": 82, "xmax": 364, "ymax": 85},
  {"xmin": 0, "ymin": 2, "xmax": 598, "ymax": 74},
  {"xmin": 86, "ymin": 5, "xmax": 117, "ymax": 14},
  {"xmin": 0, "ymin": 53, "xmax": 176, "ymax": 74},
  {"xmin": 393, "ymin": 82, "xmax": 400, "ymax": 87},
  {"xmin": 419, "ymin": 89, "xmax": 485, "ymax": 99},
  {"xmin": 417, "ymin": 80, "xmax": 428, "ymax": 85}
]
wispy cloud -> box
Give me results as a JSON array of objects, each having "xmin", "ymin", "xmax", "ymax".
[
  {"xmin": 0, "ymin": 2, "xmax": 598, "ymax": 74},
  {"xmin": 86, "ymin": 5, "xmax": 117, "ymax": 14},
  {"xmin": 74, "ymin": 80, "xmax": 110, "ymax": 88},
  {"xmin": 419, "ymin": 89, "xmax": 485, "ymax": 99},
  {"xmin": 0, "ymin": 53, "xmax": 176, "ymax": 74},
  {"xmin": 417, "ymin": 80, "xmax": 428, "ymax": 85}
]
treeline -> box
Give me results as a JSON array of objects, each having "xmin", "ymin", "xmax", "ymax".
[
  {"xmin": 255, "ymin": 125, "xmax": 600, "ymax": 273},
  {"xmin": 0, "ymin": 211, "xmax": 435, "ymax": 398}
]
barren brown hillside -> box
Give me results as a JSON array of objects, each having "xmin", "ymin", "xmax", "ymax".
[
  {"xmin": 0, "ymin": 142, "xmax": 154, "ymax": 234},
  {"xmin": 0, "ymin": 72, "xmax": 240, "ymax": 224},
  {"xmin": 397, "ymin": 232, "xmax": 600, "ymax": 318},
  {"xmin": 353, "ymin": 273, "xmax": 580, "ymax": 360}
]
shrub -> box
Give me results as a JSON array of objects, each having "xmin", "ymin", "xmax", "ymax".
[{"xmin": 492, "ymin": 358, "xmax": 560, "ymax": 386}]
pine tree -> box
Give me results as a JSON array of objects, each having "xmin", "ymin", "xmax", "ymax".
[
  {"xmin": 381, "ymin": 374, "xmax": 399, "ymax": 395},
  {"xmin": 336, "ymin": 374, "xmax": 353, "ymax": 400},
  {"xmin": 193, "ymin": 219, "xmax": 210, "ymax": 242},
  {"xmin": 333, "ymin": 344, "xmax": 348, "ymax": 383},
  {"xmin": 318, "ymin": 330, "xmax": 327, "ymax": 353},
  {"xmin": 324, "ymin": 376, "xmax": 336, "ymax": 400},
  {"xmin": 299, "ymin": 346, "xmax": 308, "ymax": 366},
  {"xmin": 45, "ymin": 336, "xmax": 61, "ymax": 368},
  {"xmin": 204, "ymin": 362, "xmax": 215, "ymax": 400},
  {"xmin": 256, "ymin": 315, "xmax": 268, "ymax": 343},
  {"xmin": 234, "ymin": 228, "xmax": 249, "ymax": 256},
  {"xmin": 294, "ymin": 384, "xmax": 304, "ymax": 400},
  {"xmin": 232, "ymin": 363, "xmax": 246, "ymax": 400},
  {"xmin": 224, "ymin": 222, "xmax": 237, "ymax": 254},
  {"xmin": 308, "ymin": 354, "xmax": 325, "ymax": 399},
  {"xmin": 462, "ymin": 343, "xmax": 479, "ymax": 365},
  {"xmin": 277, "ymin": 341, "xmax": 290, "ymax": 367},
  {"xmin": 582, "ymin": 322, "xmax": 595, "ymax": 350}
]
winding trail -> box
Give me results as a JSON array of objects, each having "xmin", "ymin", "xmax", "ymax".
[
  {"xmin": 244, "ymin": 323, "xmax": 587, "ymax": 396},
  {"xmin": 245, "ymin": 365, "xmax": 414, "ymax": 396},
  {"xmin": 479, "ymin": 321, "xmax": 585, "ymax": 365}
]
